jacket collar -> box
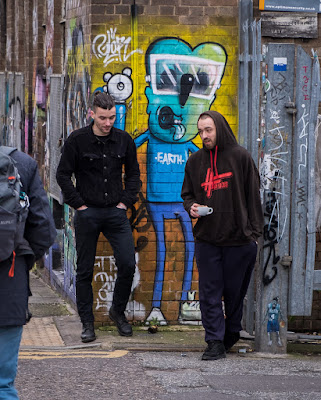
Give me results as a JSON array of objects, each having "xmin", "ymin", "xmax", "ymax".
[{"xmin": 89, "ymin": 121, "xmax": 117, "ymax": 143}]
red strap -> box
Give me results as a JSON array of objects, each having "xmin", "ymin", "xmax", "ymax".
[
  {"xmin": 8, "ymin": 251, "xmax": 16, "ymax": 277},
  {"xmin": 210, "ymin": 146, "xmax": 219, "ymax": 177},
  {"xmin": 214, "ymin": 146, "xmax": 218, "ymax": 177}
]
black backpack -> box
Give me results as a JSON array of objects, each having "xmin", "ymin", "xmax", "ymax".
[{"xmin": 0, "ymin": 146, "xmax": 29, "ymax": 276}]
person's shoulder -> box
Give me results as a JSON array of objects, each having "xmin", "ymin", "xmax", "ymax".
[
  {"xmin": 231, "ymin": 144, "xmax": 253, "ymax": 161},
  {"xmin": 114, "ymin": 127, "xmax": 132, "ymax": 139},
  {"xmin": 10, "ymin": 149, "xmax": 37, "ymax": 167},
  {"xmin": 113, "ymin": 127, "xmax": 135, "ymax": 144},
  {"xmin": 65, "ymin": 125, "xmax": 91, "ymax": 144},
  {"xmin": 187, "ymin": 148, "xmax": 204, "ymax": 163}
]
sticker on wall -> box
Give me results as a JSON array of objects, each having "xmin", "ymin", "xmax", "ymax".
[
  {"xmin": 263, "ymin": 296, "xmax": 285, "ymax": 347},
  {"xmin": 273, "ymin": 57, "xmax": 287, "ymax": 72}
]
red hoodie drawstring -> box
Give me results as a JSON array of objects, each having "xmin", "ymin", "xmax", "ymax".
[
  {"xmin": 214, "ymin": 146, "xmax": 218, "ymax": 176},
  {"xmin": 8, "ymin": 251, "xmax": 16, "ymax": 277},
  {"xmin": 202, "ymin": 145, "xmax": 233, "ymax": 198}
]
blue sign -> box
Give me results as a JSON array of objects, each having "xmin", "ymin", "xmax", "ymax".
[
  {"xmin": 259, "ymin": 0, "xmax": 321, "ymax": 13},
  {"xmin": 274, "ymin": 58, "xmax": 287, "ymax": 72}
]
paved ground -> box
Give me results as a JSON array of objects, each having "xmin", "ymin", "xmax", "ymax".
[{"xmin": 15, "ymin": 272, "xmax": 321, "ymax": 400}]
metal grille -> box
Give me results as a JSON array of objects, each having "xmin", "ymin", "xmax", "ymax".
[
  {"xmin": 0, "ymin": 72, "xmax": 5, "ymax": 144},
  {"xmin": 13, "ymin": 73, "xmax": 24, "ymax": 150},
  {"xmin": 7, "ymin": 72, "xmax": 14, "ymax": 146},
  {"xmin": 49, "ymin": 74, "xmax": 64, "ymax": 201}
]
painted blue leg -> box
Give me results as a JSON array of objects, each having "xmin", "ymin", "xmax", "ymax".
[
  {"xmin": 177, "ymin": 206, "xmax": 195, "ymax": 301},
  {"xmin": 147, "ymin": 203, "xmax": 166, "ymax": 308}
]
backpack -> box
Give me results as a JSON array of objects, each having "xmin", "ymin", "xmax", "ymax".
[{"xmin": 0, "ymin": 146, "xmax": 29, "ymax": 276}]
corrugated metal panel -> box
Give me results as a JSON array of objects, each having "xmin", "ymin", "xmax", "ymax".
[
  {"xmin": 0, "ymin": 72, "xmax": 5, "ymax": 144},
  {"xmin": 7, "ymin": 72, "xmax": 14, "ymax": 146},
  {"xmin": 256, "ymin": 43, "xmax": 295, "ymax": 353},
  {"xmin": 49, "ymin": 74, "xmax": 64, "ymax": 201},
  {"xmin": 289, "ymin": 47, "xmax": 318, "ymax": 316},
  {"xmin": 13, "ymin": 73, "xmax": 24, "ymax": 150},
  {"xmin": 304, "ymin": 51, "xmax": 319, "ymax": 313}
]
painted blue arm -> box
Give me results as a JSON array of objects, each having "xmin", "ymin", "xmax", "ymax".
[
  {"xmin": 134, "ymin": 131, "xmax": 149, "ymax": 148},
  {"xmin": 188, "ymin": 142, "xmax": 200, "ymax": 154}
]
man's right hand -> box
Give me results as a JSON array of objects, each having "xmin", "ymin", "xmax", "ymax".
[
  {"xmin": 190, "ymin": 203, "xmax": 202, "ymax": 218},
  {"xmin": 77, "ymin": 205, "xmax": 88, "ymax": 211}
]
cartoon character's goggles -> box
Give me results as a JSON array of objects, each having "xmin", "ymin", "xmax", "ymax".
[{"xmin": 146, "ymin": 54, "xmax": 225, "ymax": 100}]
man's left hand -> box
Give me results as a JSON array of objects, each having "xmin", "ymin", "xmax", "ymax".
[{"xmin": 116, "ymin": 202, "xmax": 127, "ymax": 210}]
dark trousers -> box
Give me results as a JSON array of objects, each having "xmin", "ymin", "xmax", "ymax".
[
  {"xmin": 74, "ymin": 207, "xmax": 136, "ymax": 323},
  {"xmin": 195, "ymin": 241, "xmax": 257, "ymax": 342}
]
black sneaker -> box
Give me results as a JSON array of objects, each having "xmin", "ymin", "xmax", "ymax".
[
  {"xmin": 202, "ymin": 340, "xmax": 226, "ymax": 361},
  {"xmin": 109, "ymin": 306, "xmax": 133, "ymax": 337},
  {"xmin": 81, "ymin": 322, "xmax": 96, "ymax": 343},
  {"xmin": 224, "ymin": 331, "xmax": 240, "ymax": 352}
]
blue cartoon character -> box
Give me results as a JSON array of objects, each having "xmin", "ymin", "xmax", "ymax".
[
  {"xmin": 102, "ymin": 67, "xmax": 133, "ymax": 130},
  {"xmin": 135, "ymin": 38, "xmax": 227, "ymax": 325}
]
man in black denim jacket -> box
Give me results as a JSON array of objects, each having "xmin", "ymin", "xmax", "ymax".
[{"xmin": 56, "ymin": 92, "xmax": 140, "ymax": 342}]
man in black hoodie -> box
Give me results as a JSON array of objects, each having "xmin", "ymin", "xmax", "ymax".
[{"xmin": 181, "ymin": 111, "xmax": 263, "ymax": 360}]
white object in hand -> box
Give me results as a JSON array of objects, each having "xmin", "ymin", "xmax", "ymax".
[{"xmin": 197, "ymin": 206, "xmax": 213, "ymax": 216}]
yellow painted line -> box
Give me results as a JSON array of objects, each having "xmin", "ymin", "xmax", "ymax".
[{"xmin": 19, "ymin": 350, "xmax": 128, "ymax": 360}]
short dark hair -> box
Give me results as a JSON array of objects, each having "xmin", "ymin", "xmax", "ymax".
[{"xmin": 92, "ymin": 92, "xmax": 115, "ymax": 111}]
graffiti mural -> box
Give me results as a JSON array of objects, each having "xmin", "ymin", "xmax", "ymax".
[
  {"xmin": 134, "ymin": 37, "xmax": 227, "ymax": 324},
  {"xmin": 89, "ymin": 19, "xmax": 238, "ymax": 324},
  {"xmin": 315, "ymin": 116, "xmax": 321, "ymax": 229},
  {"xmin": 93, "ymin": 253, "xmax": 146, "ymax": 320},
  {"xmin": 95, "ymin": 67, "xmax": 133, "ymax": 131},
  {"xmin": 65, "ymin": 20, "xmax": 91, "ymax": 137},
  {"xmin": 32, "ymin": 66, "xmax": 47, "ymax": 181},
  {"xmin": 63, "ymin": 205, "xmax": 77, "ymax": 302},
  {"xmin": 259, "ymin": 95, "xmax": 290, "ymax": 286},
  {"xmin": 60, "ymin": 19, "xmax": 92, "ymax": 303}
]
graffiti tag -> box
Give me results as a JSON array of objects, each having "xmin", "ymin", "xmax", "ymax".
[
  {"xmin": 263, "ymin": 189, "xmax": 280, "ymax": 285},
  {"xmin": 93, "ymin": 27, "xmax": 143, "ymax": 67},
  {"xmin": 298, "ymin": 106, "xmax": 309, "ymax": 181},
  {"xmin": 94, "ymin": 256, "xmax": 117, "ymax": 311},
  {"xmin": 302, "ymin": 66, "xmax": 310, "ymax": 101},
  {"xmin": 155, "ymin": 152, "xmax": 186, "ymax": 165},
  {"xmin": 270, "ymin": 73, "xmax": 289, "ymax": 106}
]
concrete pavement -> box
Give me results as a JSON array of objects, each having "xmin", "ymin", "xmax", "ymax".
[
  {"xmin": 17, "ymin": 272, "xmax": 321, "ymax": 400},
  {"xmin": 23, "ymin": 271, "xmax": 321, "ymax": 354},
  {"xmin": 22, "ymin": 272, "xmax": 253, "ymax": 352}
]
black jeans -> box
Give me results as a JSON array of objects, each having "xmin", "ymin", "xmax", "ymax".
[{"xmin": 74, "ymin": 206, "xmax": 136, "ymax": 323}]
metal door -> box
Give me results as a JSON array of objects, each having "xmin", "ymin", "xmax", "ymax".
[{"xmin": 255, "ymin": 44, "xmax": 319, "ymax": 353}]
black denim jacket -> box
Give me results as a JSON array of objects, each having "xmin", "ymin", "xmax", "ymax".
[{"xmin": 56, "ymin": 123, "xmax": 140, "ymax": 209}]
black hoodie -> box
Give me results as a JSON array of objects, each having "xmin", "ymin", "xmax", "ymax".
[{"xmin": 181, "ymin": 111, "xmax": 263, "ymax": 246}]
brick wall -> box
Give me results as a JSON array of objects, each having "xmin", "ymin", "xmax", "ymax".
[
  {"xmin": 89, "ymin": 0, "xmax": 239, "ymax": 325},
  {"xmin": 1, "ymin": 0, "xmax": 321, "ymax": 331}
]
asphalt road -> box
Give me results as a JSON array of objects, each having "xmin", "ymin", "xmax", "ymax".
[{"xmin": 16, "ymin": 349, "xmax": 321, "ymax": 400}]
